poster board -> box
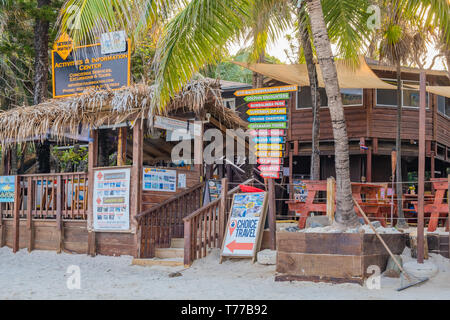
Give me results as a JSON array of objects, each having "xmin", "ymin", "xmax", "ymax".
[
  {"xmin": 0, "ymin": 176, "xmax": 15, "ymax": 203},
  {"xmin": 142, "ymin": 168, "xmax": 177, "ymax": 192},
  {"xmin": 203, "ymin": 180, "xmax": 222, "ymax": 205},
  {"xmin": 93, "ymin": 168, "xmax": 131, "ymax": 231},
  {"xmin": 220, "ymin": 192, "xmax": 268, "ymax": 263}
]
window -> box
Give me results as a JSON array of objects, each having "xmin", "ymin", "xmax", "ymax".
[
  {"xmin": 376, "ymin": 79, "xmax": 428, "ymax": 108},
  {"xmin": 223, "ymin": 98, "xmax": 236, "ymax": 111},
  {"xmin": 438, "ymin": 95, "xmax": 450, "ymax": 117},
  {"xmin": 297, "ymin": 87, "xmax": 363, "ymax": 109}
]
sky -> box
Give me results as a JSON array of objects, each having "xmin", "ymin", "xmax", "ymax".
[{"xmin": 230, "ymin": 29, "xmax": 448, "ymax": 71}]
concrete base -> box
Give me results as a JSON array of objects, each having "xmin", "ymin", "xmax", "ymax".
[
  {"xmin": 257, "ymin": 249, "xmax": 277, "ymax": 265},
  {"xmin": 403, "ymin": 260, "xmax": 439, "ymax": 279}
]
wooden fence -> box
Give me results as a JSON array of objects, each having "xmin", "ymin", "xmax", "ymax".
[{"xmin": 136, "ymin": 182, "xmax": 204, "ymax": 258}]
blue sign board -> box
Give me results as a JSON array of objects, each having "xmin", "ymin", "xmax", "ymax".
[
  {"xmin": 247, "ymin": 115, "xmax": 287, "ymax": 123},
  {"xmin": 0, "ymin": 175, "xmax": 15, "ymax": 203}
]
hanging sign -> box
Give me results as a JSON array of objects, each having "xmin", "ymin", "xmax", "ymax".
[
  {"xmin": 258, "ymin": 165, "xmax": 281, "ymax": 172},
  {"xmin": 221, "ymin": 192, "xmax": 268, "ymax": 261},
  {"xmin": 257, "ymin": 158, "xmax": 282, "ymax": 165},
  {"xmin": 154, "ymin": 116, "xmax": 201, "ymax": 136},
  {"xmin": 0, "ymin": 176, "xmax": 15, "ymax": 203},
  {"xmin": 93, "ymin": 168, "xmax": 131, "ymax": 231},
  {"xmin": 260, "ymin": 172, "xmax": 280, "ymax": 179},
  {"xmin": 249, "ymin": 129, "xmax": 285, "ymax": 137},
  {"xmin": 248, "ymin": 115, "xmax": 287, "ymax": 123},
  {"xmin": 252, "ymin": 136, "xmax": 284, "ymax": 144},
  {"xmin": 255, "ymin": 144, "xmax": 284, "ymax": 151},
  {"xmin": 244, "ymin": 92, "xmax": 290, "ymax": 102},
  {"xmin": 247, "ymin": 101, "xmax": 286, "ymax": 109},
  {"xmin": 51, "ymin": 40, "xmax": 131, "ymax": 98},
  {"xmin": 255, "ymin": 150, "xmax": 283, "ymax": 158},
  {"xmin": 247, "ymin": 108, "xmax": 286, "ymax": 116},
  {"xmin": 234, "ymin": 85, "xmax": 298, "ymax": 96},
  {"xmin": 142, "ymin": 168, "xmax": 177, "ymax": 192},
  {"xmin": 248, "ymin": 122, "xmax": 287, "ymax": 129}
]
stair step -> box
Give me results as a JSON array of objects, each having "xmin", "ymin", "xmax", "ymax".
[
  {"xmin": 132, "ymin": 258, "xmax": 184, "ymax": 267},
  {"xmin": 171, "ymin": 238, "xmax": 185, "ymax": 248},
  {"xmin": 155, "ymin": 247, "xmax": 184, "ymax": 259}
]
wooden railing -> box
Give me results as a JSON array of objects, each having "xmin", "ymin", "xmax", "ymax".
[
  {"xmin": 136, "ymin": 182, "xmax": 204, "ymax": 258},
  {"xmin": 183, "ymin": 178, "xmax": 259, "ymax": 266},
  {"xmin": 0, "ymin": 172, "xmax": 88, "ymax": 221}
]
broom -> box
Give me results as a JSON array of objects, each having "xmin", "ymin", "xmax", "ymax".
[{"xmin": 353, "ymin": 198, "xmax": 429, "ymax": 291}]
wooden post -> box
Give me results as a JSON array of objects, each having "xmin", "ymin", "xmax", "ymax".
[
  {"xmin": 131, "ymin": 121, "xmax": 143, "ymax": 258},
  {"xmin": 13, "ymin": 175, "xmax": 20, "ymax": 253},
  {"xmin": 366, "ymin": 147, "xmax": 372, "ymax": 182},
  {"xmin": 56, "ymin": 175, "xmax": 63, "ymax": 253},
  {"xmin": 267, "ymin": 178, "xmax": 276, "ymax": 250},
  {"xmin": 430, "ymin": 151, "xmax": 435, "ymax": 179},
  {"xmin": 194, "ymin": 121, "xmax": 204, "ymax": 176},
  {"xmin": 183, "ymin": 219, "xmax": 192, "ymax": 266},
  {"xmin": 289, "ymin": 147, "xmax": 294, "ymax": 198},
  {"xmin": 27, "ymin": 177, "xmax": 34, "ymax": 252},
  {"xmin": 117, "ymin": 127, "xmax": 127, "ymax": 166},
  {"xmin": 87, "ymin": 129, "xmax": 98, "ymax": 256},
  {"xmin": 417, "ymin": 70, "xmax": 426, "ymax": 264},
  {"xmin": 0, "ymin": 194, "xmax": 4, "ymax": 247},
  {"xmin": 218, "ymin": 178, "xmax": 229, "ymax": 246},
  {"xmin": 326, "ymin": 177, "xmax": 336, "ymax": 223}
]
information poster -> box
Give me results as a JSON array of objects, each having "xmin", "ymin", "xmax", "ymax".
[
  {"xmin": 178, "ymin": 173, "xmax": 187, "ymax": 189},
  {"xmin": 93, "ymin": 168, "xmax": 130, "ymax": 231},
  {"xmin": 221, "ymin": 192, "xmax": 268, "ymax": 260},
  {"xmin": 142, "ymin": 168, "xmax": 177, "ymax": 192},
  {"xmin": 0, "ymin": 176, "xmax": 15, "ymax": 203}
]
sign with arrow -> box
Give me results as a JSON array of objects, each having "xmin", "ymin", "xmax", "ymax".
[
  {"xmin": 247, "ymin": 100, "xmax": 286, "ymax": 109},
  {"xmin": 258, "ymin": 165, "xmax": 281, "ymax": 172},
  {"xmin": 248, "ymin": 122, "xmax": 287, "ymax": 129},
  {"xmin": 221, "ymin": 192, "xmax": 268, "ymax": 261},
  {"xmin": 247, "ymin": 115, "xmax": 287, "ymax": 123},
  {"xmin": 260, "ymin": 171, "xmax": 280, "ymax": 179},
  {"xmin": 255, "ymin": 143, "xmax": 283, "ymax": 151},
  {"xmin": 257, "ymin": 157, "xmax": 283, "ymax": 165},
  {"xmin": 252, "ymin": 136, "xmax": 284, "ymax": 144},
  {"xmin": 249, "ymin": 129, "xmax": 285, "ymax": 137},
  {"xmin": 246, "ymin": 107, "xmax": 286, "ymax": 115},
  {"xmin": 244, "ymin": 92, "xmax": 290, "ymax": 102}
]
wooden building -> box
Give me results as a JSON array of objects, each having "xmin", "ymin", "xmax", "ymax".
[
  {"xmin": 235, "ymin": 59, "xmax": 450, "ymax": 185},
  {"xmin": 0, "ymin": 79, "xmax": 248, "ymax": 260}
]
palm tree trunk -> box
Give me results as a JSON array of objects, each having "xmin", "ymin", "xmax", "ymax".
[
  {"xmin": 34, "ymin": 0, "xmax": 51, "ymax": 173},
  {"xmin": 395, "ymin": 62, "xmax": 407, "ymax": 228},
  {"xmin": 298, "ymin": 7, "xmax": 320, "ymax": 180},
  {"xmin": 306, "ymin": 0, "xmax": 359, "ymax": 228},
  {"xmin": 252, "ymin": 51, "xmax": 265, "ymax": 88}
]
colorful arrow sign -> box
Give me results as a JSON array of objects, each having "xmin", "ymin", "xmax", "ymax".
[
  {"xmin": 247, "ymin": 100, "xmax": 286, "ymax": 109},
  {"xmin": 255, "ymin": 144, "xmax": 283, "ymax": 151},
  {"xmin": 248, "ymin": 115, "xmax": 287, "ymax": 123},
  {"xmin": 252, "ymin": 136, "xmax": 285, "ymax": 144},
  {"xmin": 248, "ymin": 122, "xmax": 287, "ymax": 129},
  {"xmin": 246, "ymin": 108, "xmax": 286, "ymax": 116},
  {"xmin": 257, "ymin": 158, "xmax": 282, "ymax": 165},
  {"xmin": 260, "ymin": 171, "xmax": 280, "ymax": 179},
  {"xmin": 226, "ymin": 240, "xmax": 254, "ymax": 253},
  {"xmin": 249, "ymin": 129, "xmax": 285, "ymax": 137},
  {"xmin": 255, "ymin": 151, "xmax": 283, "ymax": 158},
  {"xmin": 244, "ymin": 92, "xmax": 290, "ymax": 102},
  {"xmin": 234, "ymin": 85, "xmax": 298, "ymax": 97},
  {"xmin": 258, "ymin": 165, "xmax": 281, "ymax": 172}
]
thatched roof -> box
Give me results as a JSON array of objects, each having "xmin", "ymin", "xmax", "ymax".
[{"xmin": 0, "ymin": 79, "xmax": 247, "ymax": 147}]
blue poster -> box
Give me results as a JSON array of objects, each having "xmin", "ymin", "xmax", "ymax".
[{"xmin": 0, "ymin": 175, "xmax": 15, "ymax": 203}]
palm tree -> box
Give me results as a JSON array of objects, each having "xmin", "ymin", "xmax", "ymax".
[{"xmin": 57, "ymin": 0, "xmax": 450, "ymax": 228}]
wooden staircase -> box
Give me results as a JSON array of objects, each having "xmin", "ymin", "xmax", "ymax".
[{"xmin": 132, "ymin": 238, "xmax": 185, "ymax": 267}]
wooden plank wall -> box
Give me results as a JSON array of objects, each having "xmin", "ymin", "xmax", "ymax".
[
  {"xmin": 141, "ymin": 168, "xmax": 201, "ymax": 211},
  {"xmin": 436, "ymin": 113, "xmax": 450, "ymax": 147}
]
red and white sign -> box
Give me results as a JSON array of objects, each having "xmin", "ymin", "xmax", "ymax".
[
  {"xmin": 247, "ymin": 100, "xmax": 286, "ymax": 109},
  {"xmin": 260, "ymin": 171, "xmax": 280, "ymax": 179},
  {"xmin": 257, "ymin": 158, "xmax": 282, "ymax": 165},
  {"xmin": 249, "ymin": 129, "xmax": 285, "ymax": 137},
  {"xmin": 258, "ymin": 165, "xmax": 281, "ymax": 172}
]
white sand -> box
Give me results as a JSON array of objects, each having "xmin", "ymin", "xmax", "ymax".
[{"xmin": 1, "ymin": 247, "xmax": 449, "ymax": 300}]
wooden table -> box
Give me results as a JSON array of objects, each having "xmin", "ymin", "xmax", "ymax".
[
  {"xmin": 412, "ymin": 178, "xmax": 449, "ymax": 232},
  {"xmin": 287, "ymin": 181, "xmax": 393, "ymax": 229}
]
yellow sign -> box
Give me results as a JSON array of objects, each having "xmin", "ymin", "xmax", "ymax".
[
  {"xmin": 53, "ymin": 33, "xmax": 73, "ymax": 60},
  {"xmin": 234, "ymin": 85, "xmax": 298, "ymax": 97},
  {"xmin": 246, "ymin": 108, "xmax": 287, "ymax": 116},
  {"xmin": 255, "ymin": 144, "xmax": 283, "ymax": 151}
]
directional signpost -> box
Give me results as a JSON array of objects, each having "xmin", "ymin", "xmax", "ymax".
[{"xmin": 235, "ymin": 85, "xmax": 297, "ymax": 178}]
